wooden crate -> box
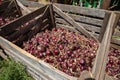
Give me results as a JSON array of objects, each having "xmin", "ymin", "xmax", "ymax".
[
  {"xmin": 111, "ymin": 12, "xmax": 120, "ymax": 45},
  {"xmin": 0, "ymin": 4, "xmax": 103, "ymax": 80},
  {"xmin": 18, "ymin": 1, "xmax": 120, "ymax": 80},
  {"xmin": 18, "ymin": 0, "xmax": 111, "ymax": 42},
  {"xmin": 0, "ymin": 2, "xmax": 117, "ymax": 80},
  {"xmin": 0, "ymin": 0, "xmax": 22, "ymax": 27},
  {"xmin": 103, "ymin": 12, "xmax": 120, "ymax": 80}
]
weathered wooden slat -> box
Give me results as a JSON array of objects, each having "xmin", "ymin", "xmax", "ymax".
[
  {"xmin": 18, "ymin": 0, "xmax": 44, "ymax": 7},
  {"xmin": 15, "ymin": 19, "xmax": 50, "ymax": 46},
  {"xmin": 68, "ymin": 14, "xmax": 103, "ymax": 26},
  {"xmin": 111, "ymin": 43, "xmax": 120, "ymax": 49},
  {"xmin": 55, "ymin": 14, "xmax": 103, "ymax": 26},
  {"xmin": 99, "ymin": 12, "xmax": 111, "ymax": 42},
  {"xmin": 2, "ymin": 45, "xmax": 53, "ymax": 80},
  {"xmin": 49, "ymin": 4, "xmax": 56, "ymax": 28},
  {"xmin": 92, "ymin": 12, "xmax": 116, "ymax": 80},
  {"xmin": 55, "ymin": 14, "xmax": 103, "ymax": 27},
  {"xmin": 0, "ymin": 5, "xmax": 48, "ymax": 36},
  {"xmin": 113, "ymin": 30, "xmax": 120, "ymax": 37},
  {"xmin": 0, "ymin": 36, "xmax": 77, "ymax": 80},
  {"xmin": 104, "ymin": 74, "xmax": 118, "ymax": 80},
  {"xmin": 7, "ymin": 20, "xmax": 36, "ymax": 41},
  {"xmin": 54, "ymin": 3, "xmax": 105, "ymax": 18},
  {"xmin": 56, "ymin": 23, "xmax": 99, "ymax": 39},
  {"xmin": 55, "ymin": 18, "xmax": 101, "ymax": 33},
  {"xmin": 16, "ymin": 0, "xmax": 31, "ymax": 14},
  {"xmin": 54, "ymin": 5, "xmax": 98, "ymax": 40},
  {"xmin": 7, "ymin": 7, "xmax": 49, "ymax": 41},
  {"xmin": 79, "ymin": 71, "xmax": 94, "ymax": 80},
  {"xmin": 111, "ymin": 38, "xmax": 120, "ymax": 45}
]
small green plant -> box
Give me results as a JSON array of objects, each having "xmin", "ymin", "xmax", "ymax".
[{"xmin": 0, "ymin": 59, "xmax": 34, "ymax": 80}]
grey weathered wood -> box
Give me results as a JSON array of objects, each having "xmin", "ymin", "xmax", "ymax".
[
  {"xmin": 16, "ymin": 0, "xmax": 31, "ymax": 14},
  {"xmin": 56, "ymin": 14, "xmax": 103, "ymax": 26},
  {"xmin": 113, "ymin": 30, "xmax": 120, "ymax": 37},
  {"xmin": 99, "ymin": 12, "xmax": 111, "ymax": 42},
  {"xmin": 79, "ymin": 71, "xmax": 94, "ymax": 80},
  {"xmin": 0, "ymin": 5, "xmax": 48, "ymax": 36},
  {"xmin": 54, "ymin": 3, "xmax": 105, "ymax": 18},
  {"xmin": 4, "ymin": 47, "xmax": 53, "ymax": 80},
  {"xmin": 55, "ymin": 18, "xmax": 101, "ymax": 33},
  {"xmin": 92, "ymin": 12, "xmax": 117, "ymax": 80},
  {"xmin": 104, "ymin": 74, "xmax": 118, "ymax": 80},
  {"xmin": 53, "ymin": 5, "xmax": 98, "ymax": 41},
  {"xmin": 111, "ymin": 38, "xmax": 120, "ymax": 45},
  {"xmin": 7, "ymin": 7, "xmax": 49, "ymax": 41},
  {"xmin": 15, "ymin": 19, "xmax": 49, "ymax": 46},
  {"xmin": 7, "ymin": 20, "xmax": 36, "ymax": 41},
  {"xmin": 68, "ymin": 14, "xmax": 103, "ymax": 26},
  {"xmin": 111, "ymin": 44, "xmax": 120, "ymax": 50},
  {"xmin": 0, "ymin": 36, "xmax": 77, "ymax": 80},
  {"xmin": 18, "ymin": 0, "xmax": 44, "ymax": 7},
  {"xmin": 49, "ymin": 4, "xmax": 56, "ymax": 28}
]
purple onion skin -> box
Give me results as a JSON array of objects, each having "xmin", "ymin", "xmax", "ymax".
[{"xmin": 23, "ymin": 27, "xmax": 99, "ymax": 77}]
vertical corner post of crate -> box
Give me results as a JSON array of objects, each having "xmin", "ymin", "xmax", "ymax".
[
  {"xmin": 48, "ymin": 4, "xmax": 56, "ymax": 29},
  {"xmin": 92, "ymin": 12, "xmax": 118, "ymax": 80},
  {"xmin": 98, "ymin": 11, "xmax": 111, "ymax": 42}
]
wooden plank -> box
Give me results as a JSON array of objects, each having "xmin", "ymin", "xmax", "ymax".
[
  {"xmin": 7, "ymin": 20, "xmax": 36, "ymax": 41},
  {"xmin": 3, "ymin": 46, "xmax": 53, "ymax": 80},
  {"xmin": 67, "ymin": 14, "xmax": 103, "ymax": 26},
  {"xmin": 53, "ymin": 5, "xmax": 98, "ymax": 42},
  {"xmin": 0, "ymin": 5, "xmax": 48, "ymax": 36},
  {"xmin": 113, "ymin": 30, "xmax": 120, "ymax": 37},
  {"xmin": 92, "ymin": 12, "xmax": 117, "ymax": 80},
  {"xmin": 0, "ymin": 36, "xmax": 77, "ymax": 80},
  {"xmin": 16, "ymin": 0, "xmax": 31, "ymax": 14},
  {"xmin": 49, "ymin": 4, "xmax": 56, "ymax": 28},
  {"xmin": 104, "ymin": 74, "xmax": 118, "ymax": 80},
  {"xmin": 18, "ymin": 0, "xmax": 44, "ymax": 7},
  {"xmin": 78, "ymin": 71, "xmax": 95, "ymax": 80},
  {"xmin": 56, "ymin": 23, "xmax": 99, "ymax": 39},
  {"xmin": 111, "ymin": 38, "xmax": 120, "ymax": 45},
  {"xmin": 99, "ymin": 12, "xmax": 111, "ymax": 42},
  {"xmin": 7, "ymin": 8, "xmax": 49, "ymax": 41},
  {"xmin": 111, "ymin": 43, "xmax": 120, "ymax": 50},
  {"xmin": 54, "ymin": 3, "xmax": 105, "ymax": 18},
  {"xmin": 55, "ymin": 18, "xmax": 101, "ymax": 33},
  {"xmin": 15, "ymin": 19, "xmax": 50, "ymax": 46}
]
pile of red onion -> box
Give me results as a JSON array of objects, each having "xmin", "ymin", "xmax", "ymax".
[
  {"xmin": 0, "ymin": 17, "xmax": 15, "ymax": 27},
  {"xmin": 23, "ymin": 27, "xmax": 99, "ymax": 77},
  {"xmin": 106, "ymin": 47, "xmax": 120, "ymax": 79}
]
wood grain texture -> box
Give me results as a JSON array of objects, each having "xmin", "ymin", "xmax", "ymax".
[
  {"xmin": 92, "ymin": 12, "xmax": 117, "ymax": 80},
  {"xmin": 0, "ymin": 5, "xmax": 47, "ymax": 36},
  {"xmin": 7, "ymin": 7, "xmax": 49, "ymax": 42},
  {"xmin": 56, "ymin": 18, "xmax": 101, "ymax": 33},
  {"xmin": 53, "ymin": 5, "xmax": 98, "ymax": 42},
  {"xmin": 99, "ymin": 12, "xmax": 111, "ymax": 42},
  {"xmin": 54, "ymin": 3, "xmax": 105, "ymax": 18},
  {"xmin": 0, "ymin": 36, "xmax": 77, "ymax": 80}
]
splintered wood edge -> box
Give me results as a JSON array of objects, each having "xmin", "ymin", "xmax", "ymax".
[{"xmin": 0, "ymin": 36, "xmax": 77, "ymax": 80}]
